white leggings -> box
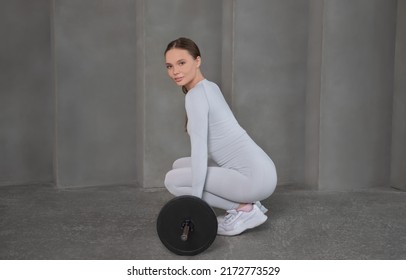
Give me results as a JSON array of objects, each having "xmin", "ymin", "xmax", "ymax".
[{"xmin": 164, "ymin": 156, "xmax": 277, "ymax": 210}]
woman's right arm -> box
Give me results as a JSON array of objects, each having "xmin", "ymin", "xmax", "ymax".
[{"xmin": 185, "ymin": 88, "xmax": 209, "ymax": 198}]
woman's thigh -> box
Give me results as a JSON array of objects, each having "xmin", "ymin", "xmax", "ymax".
[{"xmin": 165, "ymin": 166, "xmax": 269, "ymax": 203}]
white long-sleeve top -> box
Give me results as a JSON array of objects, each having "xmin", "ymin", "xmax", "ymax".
[{"xmin": 185, "ymin": 79, "xmax": 248, "ymax": 198}]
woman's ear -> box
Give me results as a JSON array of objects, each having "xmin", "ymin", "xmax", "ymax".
[{"xmin": 196, "ymin": 56, "xmax": 202, "ymax": 68}]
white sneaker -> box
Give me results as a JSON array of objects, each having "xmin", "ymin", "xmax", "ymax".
[
  {"xmin": 217, "ymin": 205, "xmax": 268, "ymax": 236},
  {"xmin": 217, "ymin": 202, "xmax": 268, "ymax": 224}
]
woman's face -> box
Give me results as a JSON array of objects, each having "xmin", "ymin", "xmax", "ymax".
[{"xmin": 165, "ymin": 48, "xmax": 201, "ymax": 90}]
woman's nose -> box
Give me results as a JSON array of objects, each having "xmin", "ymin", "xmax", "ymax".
[{"xmin": 172, "ymin": 65, "xmax": 179, "ymax": 75}]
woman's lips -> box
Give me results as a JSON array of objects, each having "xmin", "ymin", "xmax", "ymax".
[{"xmin": 174, "ymin": 77, "xmax": 183, "ymax": 83}]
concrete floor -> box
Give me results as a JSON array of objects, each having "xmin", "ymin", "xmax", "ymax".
[{"xmin": 0, "ymin": 184, "xmax": 405, "ymax": 260}]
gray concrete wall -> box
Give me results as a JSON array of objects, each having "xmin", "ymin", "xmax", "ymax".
[
  {"xmin": 1, "ymin": 0, "xmax": 405, "ymax": 192},
  {"xmin": 221, "ymin": 0, "xmax": 235, "ymax": 105},
  {"xmin": 319, "ymin": 0, "xmax": 397, "ymax": 190},
  {"xmin": 304, "ymin": 0, "xmax": 323, "ymax": 189},
  {"xmin": 391, "ymin": 0, "xmax": 406, "ymax": 191},
  {"xmin": 134, "ymin": 0, "xmax": 145, "ymax": 188},
  {"xmin": 53, "ymin": 0, "xmax": 138, "ymax": 187},
  {"xmin": 0, "ymin": 0, "xmax": 54, "ymax": 186}
]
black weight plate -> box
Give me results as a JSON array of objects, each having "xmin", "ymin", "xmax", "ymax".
[{"xmin": 157, "ymin": 195, "xmax": 218, "ymax": 256}]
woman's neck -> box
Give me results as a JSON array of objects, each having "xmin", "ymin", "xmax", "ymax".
[{"xmin": 185, "ymin": 72, "xmax": 205, "ymax": 91}]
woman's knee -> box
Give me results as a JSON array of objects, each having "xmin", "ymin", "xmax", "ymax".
[
  {"xmin": 253, "ymin": 175, "xmax": 277, "ymax": 201},
  {"xmin": 164, "ymin": 172, "xmax": 179, "ymax": 196},
  {"xmin": 164, "ymin": 169, "xmax": 191, "ymax": 196},
  {"xmin": 172, "ymin": 157, "xmax": 191, "ymax": 169}
]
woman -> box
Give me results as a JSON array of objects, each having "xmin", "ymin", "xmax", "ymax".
[{"xmin": 164, "ymin": 37, "xmax": 277, "ymax": 236}]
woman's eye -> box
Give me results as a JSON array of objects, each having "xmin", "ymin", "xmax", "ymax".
[
  {"xmin": 179, "ymin": 61, "xmax": 185, "ymax": 66},
  {"xmin": 166, "ymin": 65, "xmax": 172, "ymax": 69}
]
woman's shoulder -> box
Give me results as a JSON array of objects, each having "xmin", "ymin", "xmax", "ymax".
[
  {"xmin": 186, "ymin": 79, "xmax": 221, "ymax": 101},
  {"xmin": 193, "ymin": 79, "xmax": 221, "ymax": 94},
  {"xmin": 202, "ymin": 79, "xmax": 220, "ymax": 90}
]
